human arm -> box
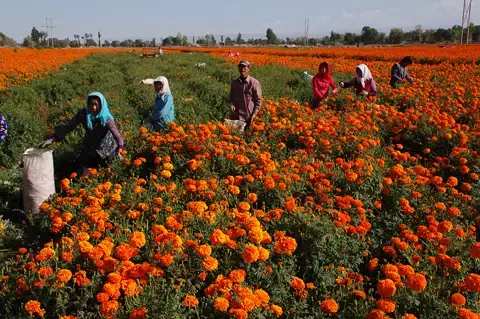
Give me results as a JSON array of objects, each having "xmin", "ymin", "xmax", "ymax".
[
  {"xmin": 369, "ymin": 79, "xmax": 378, "ymax": 96},
  {"xmin": 391, "ymin": 64, "xmax": 404, "ymax": 83},
  {"xmin": 141, "ymin": 79, "xmax": 155, "ymax": 85},
  {"xmin": 405, "ymin": 68, "xmax": 414, "ymax": 84},
  {"xmin": 229, "ymin": 81, "xmax": 236, "ymax": 112},
  {"xmin": 250, "ymin": 80, "xmax": 262, "ymax": 125},
  {"xmin": 106, "ymin": 120, "xmax": 124, "ymax": 152},
  {"xmin": 330, "ymin": 78, "xmax": 338, "ymax": 94},
  {"xmin": 339, "ymin": 78, "xmax": 356, "ymax": 89},
  {"xmin": 53, "ymin": 109, "xmax": 84, "ymax": 141}
]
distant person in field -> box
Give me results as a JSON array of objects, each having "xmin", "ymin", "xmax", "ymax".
[
  {"xmin": 311, "ymin": 62, "xmax": 338, "ymax": 108},
  {"xmin": 339, "ymin": 64, "xmax": 377, "ymax": 97},
  {"xmin": 0, "ymin": 113, "xmax": 7, "ymax": 143},
  {"xmin": 46, "ymin": 92, "xmax": 124, "ymax": 176},
  {"xmin": 141, "ymin": 76, "xmax": 175, "ymax": 131},
  {"xmin": 229, "ymin": 60, "xmax": 262, "ymax": 129},
  {"xmin": 390, "ymin": 56, "xmax": 414, "ymax": 88}
]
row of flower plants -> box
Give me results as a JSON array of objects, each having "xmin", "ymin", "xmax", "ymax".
[
  {"xmin": 0, "ymin": 48, "xmax": 136, "ymax": 90},
  {"xmin": 1, "ymin": 47, "xmax": 480, "ymax": 318},
  {"xmin": 166, "ymin": 45, "xmax": 480, "ymax": 64}
]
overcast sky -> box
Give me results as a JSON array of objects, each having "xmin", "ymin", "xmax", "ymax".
[{"xmin": 1, "ymin": 0, "xmax": 478, "ymax": 41}]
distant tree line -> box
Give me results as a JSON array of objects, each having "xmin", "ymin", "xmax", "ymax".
[{"xmin": 2, "ymin": 23, "xmax": 480, "ymax": 48}]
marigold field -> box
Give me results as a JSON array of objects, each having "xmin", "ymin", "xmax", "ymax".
[
  {"xmin": 1, "ymin": 46, "xmax": 480, "ymax": 319},
  {"xmin": 0, "ymin": 48, "xmax": 134, "ymax": 90}
]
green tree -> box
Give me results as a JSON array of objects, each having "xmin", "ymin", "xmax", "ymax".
[
  {"xmin": 236, "ymin": 33, "xmax": 244, "ymax": 44},
  {"xmin": 30, "ymin": 27, "xmax": 42, "ymax": 45},
  {"xmin": 388, "ymin": 28, "xmax": 404, "ymax": 44},
  {"xmin": 360, "ymin": 26, "xmax": 379, "ymax": 44},
  {"xmin": 266, "ymin": 28, "xmax": 279, "ymax": 44},
  {"xmin": 343, "ymin": 33, "xmax": 358, "ymax": 45}
]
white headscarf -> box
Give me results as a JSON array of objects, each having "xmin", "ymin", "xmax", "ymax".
[
  {"xmin": 141, "ymin": 76, "xmax": 171, "ymax": 95},
  {"xmin": 356, "ymin": 64, "xmax": 373, "ymax": 88}
]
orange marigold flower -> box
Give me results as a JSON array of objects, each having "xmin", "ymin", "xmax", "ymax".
[
  {"xmin": 229, "ymin": 269, "xmax": 246, "ymax": 283},
  {"xmin": 25, "ymin": 300, "xmax": 45, "ymax": 318},
  {"xmin": 320, "ymin": 298, "xmax": 339, "ymax": 314},
  {"xmin": 129, "ymin": 231, "xmax": 146, "ymax": 248},
  {"xmin": 122, "ymin": 279, "xmax": 140, "ymax": 297},
  {"xmin": 376, "ymin": 299, "xmax": 396, "ymax": 313},
  {"xmin": 202, "ymin": 256, "xmax": 219, "ymax": 272},
  {"xmin": 99, "ymin": 300, "xmax": 120, "ymax": 317},
  {"xmin": 290, "ymin": 276, "xmax": 306, "ymax": 291},
  {"xmin": 258, "ymin": 247, "xmax": 270, "ymax": 261},
  {"xmin": 367, "ymin": 309, "xmax": 386, "ymax": 319},
  {"xmin": 458, "ymin": 308, "xmax": 479, "ymax": 319},
  {"xmin": 377, "ymin": 279, "xmax": 396, "ymax": 298},
  {"xmin": 450, "ymin": 292, "xmax": 466, "ymax": 306},
  {"xmin": 242, "ymin": 244, "xmax": 259, "ymax": 264},
  {"xmin": 469, "ymin": 242, "xmax": 480, "ymax": 258},
  {"xmin": 406, "ymin": 273, "xmax": 427, "ymax": 292},
  {"xmin": 214, "ymin": 297, "xmax": 229, "ymax": 312},
  {"xmin": 247, "ymin": 193, "xmax": 258, "ymax": 203},
  {"xmin": 353, "ymin": 289, "xmax": 366, "ymax": 299},
  {"xmin": 195, "ymin": 244, "xmax": 212, "ymax": 257},
  {"xmin": 35, "ymin": 247, "xmax": 55, "ymax": 262},
  {"xmin": 183, "ymin": 294, "xmax": 199, "ymax": 308},
  {"xmin": 401, "ymin": 314, "xmax": 417, "ymax": 319},
  {"xmin": 56, "ymin": 268, "xmax": 73, "ymax": 284},
  {"xmin": 129, "ymin": 306, "xmax": 148, "ymax": 319},
  {"xmin": 270, "ymin": 304, "xmax": 283, "ymax": 317},
  {"xmin": 273, "ymin": 232, "xmax": 297, "ymax": 255},
  {"xmin": 210, "ymin": 229, "xmax": 230, "ymax": 245}
]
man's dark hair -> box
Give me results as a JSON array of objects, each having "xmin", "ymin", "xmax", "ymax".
[{"xmin": 400, "ymin": 56, "xmax": 413, "ymax": 66}]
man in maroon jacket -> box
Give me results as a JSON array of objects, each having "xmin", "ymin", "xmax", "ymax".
[{"xmin": 229, "ymin": 61, "xmax": 262, "ymax": 129}]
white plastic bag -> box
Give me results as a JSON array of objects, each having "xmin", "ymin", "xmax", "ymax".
[
  {"xmin": 22, "ymin": 148, "xmax": 55, "ymax": 214},
  {"xmin": 224, "ymin": 119, "xmax": 246, "ymax": 133}
]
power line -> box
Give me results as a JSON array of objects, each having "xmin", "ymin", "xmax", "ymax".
[{"xmin": 42, "ymin": 17, "xmax": 56, "ymax": 47}]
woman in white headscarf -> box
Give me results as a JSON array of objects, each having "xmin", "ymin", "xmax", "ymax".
[
  {"xmin": 141, "ymin": 76, "xmax": 175, "ymax": 130},
  {"xmin": 339, "ymin": 64, "xmax": 377, "ymax": 97}
]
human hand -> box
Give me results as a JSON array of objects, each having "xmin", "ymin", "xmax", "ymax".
[
  {"xmin": 332, "ymin": 88, "xmax": 338, "ymax": 95},
  {"xmin": 231, "ymin": 105, "xmax": 236, "ymax": 112},
  {"xmin": 360, "ymin": 90, "xmax": 369, "ymax": 96},
  {"xmin": 39, "ymin": 137, "xmax": 55, "ymax": 148},
  {"xmin": 339, "ymin": 81, "xmax": 345, "ymax": 88}
]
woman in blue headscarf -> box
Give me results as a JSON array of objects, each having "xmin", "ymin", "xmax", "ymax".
[{"xmin": 49, "ymin": 92, "xmax": 124, "ymax": 176}]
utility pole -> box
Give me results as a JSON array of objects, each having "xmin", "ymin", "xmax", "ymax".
[
  {"xmin": 304, "ymin": 17, "xmax": 309, "ymax": 46},
  {"xmin": 98, "ymin": 32, "xmax": 102, "ymax": 47},
  {"xmin": 461, "ymin": 0, "xmax": 473, "ymax": 44}
]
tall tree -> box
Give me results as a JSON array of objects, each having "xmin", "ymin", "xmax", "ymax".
[
  {"xmin": 31, "ymin": 27, "xmax": 42, "ymax": 45},
  {"xmin": 266, "ymin": 28, "xmax": 279, "ymax": 44},
  {"xmin": 236, "ymin": 33, "xmax": 243, "ymax": 44},
  {"xmin": 388, "ymin": 28, "xmax": 404, "ymax": 44},
  {"xmin": 360, "ymin": 26, "xmax": 379, "ymax": 44}
]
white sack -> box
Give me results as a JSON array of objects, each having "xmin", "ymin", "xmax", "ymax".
[{"xmin": 22, "ymin": 148, "xmax": 55, "ymax": 214}]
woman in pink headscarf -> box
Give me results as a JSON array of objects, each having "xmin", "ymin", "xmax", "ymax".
[{"xmin": 311, "ymin": 62, "xmax": 337, "ymax": 108}]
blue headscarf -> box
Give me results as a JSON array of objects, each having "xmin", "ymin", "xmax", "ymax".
[{"xmin": 85, "ymin": 92, "xmax": 114, "ymax": 130}]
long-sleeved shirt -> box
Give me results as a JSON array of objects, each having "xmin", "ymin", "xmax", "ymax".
[
  {"xmin": 151, "ymin": 93, "xmax": 175, "ymax": 130},
  {"xmin": 343, "ymin": 77, "xmax": 377, "ymax": 96},
  {"xmin": 230, "ymin": 76, "xmax": 262, "ymax": 123},
  {"xmin": 312, "ymin": 74, "xmax": 336, "ymax": 100},
  {"xmin": 390, "ymin": 63, "xmax": 412, "ymax": 87},
  {"xmin": 0, "ymin": 114, "xmax": 7, "ymax": 142},
  {"xmin": 54, "ymin": 109, "xmax": 124, "ymax": 159}
]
